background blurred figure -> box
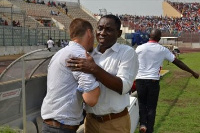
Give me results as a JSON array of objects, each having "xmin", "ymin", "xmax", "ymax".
[
  {"xmin": 135, "ymin": 29, "xmax": 199, "ymax": 133},
  {"xmin": 47, "ymin": 37, "xmax": 54, "ymax": 51}
]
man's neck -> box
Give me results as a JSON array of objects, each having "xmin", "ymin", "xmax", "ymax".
[
  {"xmin": 148, "ymin": 39, "xmax": 158, "ymax": 43},
  {"xmin": 99, "ymin": 42, "xmax": 116, "ymax": 53},
  {"xmin": 99, "ymin": 45, "xmax": 111, "ymax": 53}
]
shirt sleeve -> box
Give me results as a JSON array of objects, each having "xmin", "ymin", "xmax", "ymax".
[
  {"xmin": 164, "ymin": 47, "xmax": 175, "ymax": 62},
  {"xmin": 72, "ymin": 53, "xmax": 99, "ymax": 93},
  {"xmin": 116, "ymin": 48, "xmax": 139, "ymax": 94},
  {"xmin": 74, "ymin": 72, "xmax": 99, "ymax": 93}
]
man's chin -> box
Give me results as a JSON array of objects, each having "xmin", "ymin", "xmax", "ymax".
[{"xmin": 98, "ymin": 40, "xmax": 106, "ymax": 45}]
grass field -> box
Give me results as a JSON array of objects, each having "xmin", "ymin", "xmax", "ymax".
[{"xmin": 135, "ymin": 52, "xmax": 200, "ymax": 133}]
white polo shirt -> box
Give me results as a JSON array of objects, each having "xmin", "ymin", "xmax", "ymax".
[
  {"xmin": 41, "ymin": 41, "xmax": 99, "ymax": 125},
  {"xmin": 135, "ymin": 41, "xmax": 175, "ymax": 80}
]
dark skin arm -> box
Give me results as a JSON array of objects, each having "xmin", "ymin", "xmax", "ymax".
[
  {"xmin": 67, "ymin": 52, "xmax": 123, "ymax": 94},
  {"xmin": 172, "ymin": 58, "xmax": 199, "ymax": 79}
]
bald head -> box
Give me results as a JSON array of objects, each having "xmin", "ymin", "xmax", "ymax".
[{"xmin": 150, "ymin": 29, "xmax": 161, "ymax": 42}]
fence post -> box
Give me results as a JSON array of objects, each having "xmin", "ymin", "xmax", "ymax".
[
  {"xmin": 65, "ymin": 31, "xmax": 67, "ymax": 40},
  {"xmin": 35, "ymin": 28, "xmax": 37, "ymax": 45},
  {"xmin": 42, "ymin": 29, "xmax": 44, "ymax": 45},
  {"xmin": 48, "ymin": 29, "xmax": 50, "ymax": 39},
  {"xmin": 11, "ymin": 5, "xmax": 14, "ymax": 46},
  {"xmin": 53, "ymin": 30, "xmax": 55, "ymax": 42},
  {"xmin": 59, "ymin": 30, "xmax": 61, "ymax": 40},
  {"xmin": 21, "ymin": 27, "xmax": 23, "ymax": 46},
  {"xmin": 28, "ymin": 28, "xmax": 30, "ymax": 46},
  {"xmin": 3, "ymin": 26, "xmax": 5, "ymax": 46},
  {"xmin": 12, "ymin": 26, "xmax": 14, "ymax": 46}
]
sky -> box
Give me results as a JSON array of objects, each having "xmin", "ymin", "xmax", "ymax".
[
  {"xmin": 50, "ymin": 0, "xmax": 200, "ymax": 16},
  {"xmin": 80, "ymin": 0, "xmax": 164, "ymax": 16},
  {"xmin": 57, "ymin": 0, "xmax": 200, "ymax": 16}
]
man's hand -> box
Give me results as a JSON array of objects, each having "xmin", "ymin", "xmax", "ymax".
[
  {"xmin": 68, "ymin": 52, "xmax": 123, "ymax": 94},
  {"xmin": 67, "ymin": 51, "xmax": 97, "ymax": 74}
]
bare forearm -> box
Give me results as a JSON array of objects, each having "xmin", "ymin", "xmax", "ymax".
[
  {"xmin": 82, "ymin": 87, "xmax": 100, "ymax": 107},
  {"xmin": 93, "ymin": 65, "xmax": 123, "ymax": 94},
  {"xmin": 173, "ymin": 59, "xmax": 198, "ymax": 77}
]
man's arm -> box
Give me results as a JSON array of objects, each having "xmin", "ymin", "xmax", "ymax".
[
  {"xmin": 82, "ymin": 87, "xmax": 100, "ymax": 107},
  {"xmin": 91, "ymin": 64, "xmax": 123, "ymax": 94},
  {"xmin": 67, "ymin": 51, "xmax": 138, "ymax": 95},
  {"xmin": 172, "ymin": 58, "xmax": 199, "ymax": 79},
  {"xmin": 68, "ymin": 52, "xmax": 123, "ymax": 94}
]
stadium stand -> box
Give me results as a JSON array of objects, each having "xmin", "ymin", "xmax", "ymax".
[
  {"xmin": 119, "ymin": 0, "xmax": 200, "ymax": 47},
  {"xmin": 1, "ymin": 0, "xmax": 200, "ymax": 56},
  {"xmin": 0, "ymin": 0, "xmax": 129, "ymax": 56}
]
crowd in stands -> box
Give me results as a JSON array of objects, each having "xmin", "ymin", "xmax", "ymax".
[
  {"xmin": 0, "ymin": 18, "xmax": 6, "ymax": 25},
  {"xmin": 4, "ymin": 20, "xmax": 8, "ymax": 26},
  {"xmin": 24, "ymin": 0, "xmax": 45, "ymax": 4},
  {"xmin": 119, "ymin": 4, "xmax": 200, "ymax": 35},
  {"xmin": 23, "ymin": 0, "xmax": 69, "ymax": 27},
  {"xmin": 47, "ymin": 1, "xmax": 56, "ymax": 7},
  {"xmin": 167, "ymin": 0, "xmax": 200, "ymax": 18},
  {"xmin": 24, "ymin": 0, "xmax": 69, "ymax": 15},
  {"xmin": 12, "ymin": 20, "xmax": 21, "ymax": 27},
  {"xmin": 50, "ymin": 10, "xmax": 60, "ymax": 16},
  {"xmin": 56, "ymin": 2, "xmax": 68, "ymax": 15},
  {"xmin": 0, "ymin": 16, "xmax": 22, "ymax": 27},
  {"xmin": 118, "ymin": 1, "xmax": 200, "ymax": 35},
  {"xmin": 0, "ymin": 17, "xmax": 20, "ymax": 27},
  {"xmin": 119, "ymin": 14, "xmax": 200, "ymax": 36},
  {"xmin": 47, "ymin": 1, "xmax": 69, "ymax": 15}
]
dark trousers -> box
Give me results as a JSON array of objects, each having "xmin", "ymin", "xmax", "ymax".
[
  {"xmin": 136, "ymin": 79, "xmax": 160, "ymax": 133},
  {"xmin": 42, "ymin": 122, "xmax": 76, "ymax": 133}
]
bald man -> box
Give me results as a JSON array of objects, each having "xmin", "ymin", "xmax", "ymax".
[{"xmin": 135, "ymin": 29, "xmax": 199, "ymax": 133}]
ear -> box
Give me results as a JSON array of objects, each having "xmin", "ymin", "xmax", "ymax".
[
  {"xmin": 87, "ymin": 29, "xmax": 93, "ymax": 38},
  {"xmin": 117, "ymin": 30, "xmax": 122, "ymax": 38}
]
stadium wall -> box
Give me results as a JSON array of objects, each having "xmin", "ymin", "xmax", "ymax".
[
  {"xmin": 162, "ymin": 1, "xmax": 182, "ymax": 17},
  {"xmin": 0, "ymin": 45, "xmax": 46, "ymax": 56}
]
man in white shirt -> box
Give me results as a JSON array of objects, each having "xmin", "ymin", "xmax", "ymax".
[
  {"xmin": 67, "ymin": 14, "xmax": 139, "ymax": 133},
  {"xmin": 47, "ymin": 37, "xmax": 54, "ymax": 51},
  {"xmin": 135, "ymin": 29, "xmax": 199, "ymax": 133},
  {"xmin": 41, "ymin": 18, "xmax": 100, "ymax": 133}
]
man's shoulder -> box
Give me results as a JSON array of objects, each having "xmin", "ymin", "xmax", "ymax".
[
  {"xmin": 117, "ymin": 43, "xmax": 134, "ymax": 50},
  {"xmin": 115, "ymin": 44, "xmax": 137, "ymax": 57},
  {"xmin": 69, "ymin": 44, "xmax": 86, "ymax": 58}
]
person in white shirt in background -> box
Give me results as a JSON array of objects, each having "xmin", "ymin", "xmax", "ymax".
[
  {"xmin": 135, "ymin": 29, "xmax": 199, "ymax": 133},
  {"xmin": 47, "ymin": 37, "xmax": 54, "ymax": 51}
]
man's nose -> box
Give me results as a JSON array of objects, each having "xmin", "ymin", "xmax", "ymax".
[{"xmin": 100, "ymin": 29, "xmax": 106, "ymax": 35}]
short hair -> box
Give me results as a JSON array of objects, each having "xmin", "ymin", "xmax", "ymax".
[
  {"xmin": 69, "ymin": 18, "xmax": 93, "ymax": 39},
  {"xmin": 99, "ymin": 14, "xmax": 121, "ymax": 30},
  {"xmin": 150, "ymin": 29, "xmax": 161, "ymax": 41}
]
